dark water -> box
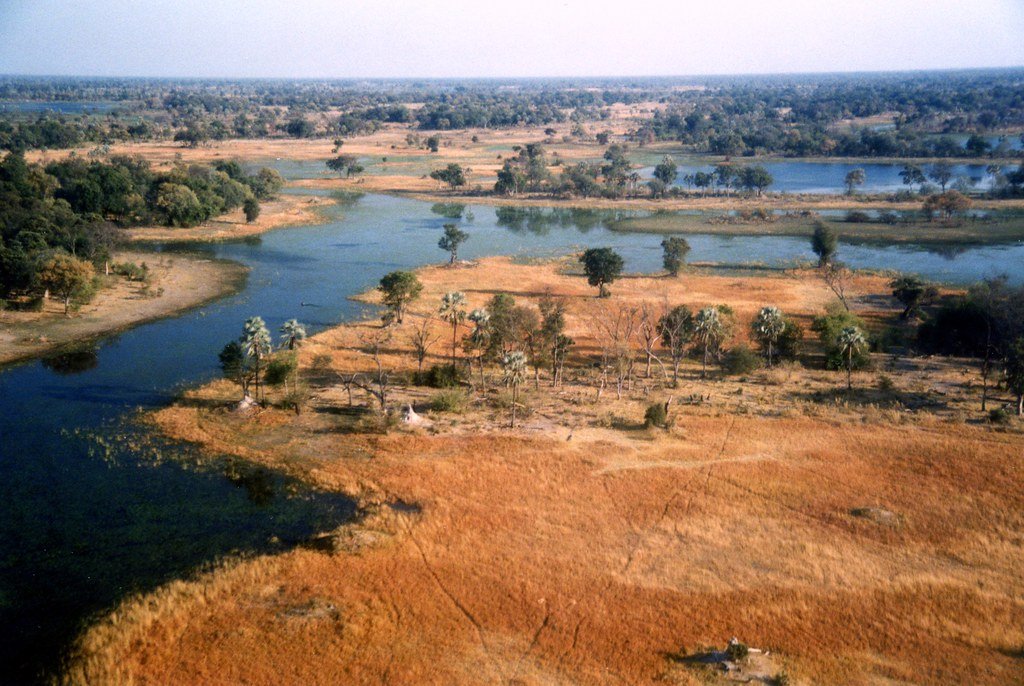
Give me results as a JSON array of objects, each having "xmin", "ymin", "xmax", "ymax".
[{"xmin": 1, "ymin": 191, "xmax": 1022, "ymax": 684}]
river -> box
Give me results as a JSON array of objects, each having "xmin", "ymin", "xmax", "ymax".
[{"xmin": 1, "ymin": 190, "xmax": 1022, "ymax": 683}]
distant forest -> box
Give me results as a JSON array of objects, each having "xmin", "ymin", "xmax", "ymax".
[{"xmin": 0, "ymin": 70, "xmax": 1023, "ymax": 157}]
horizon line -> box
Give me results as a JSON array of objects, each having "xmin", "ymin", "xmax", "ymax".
[{"xmin": 3, "ymin": 65, "xmax": 1024, "ymax": 83}]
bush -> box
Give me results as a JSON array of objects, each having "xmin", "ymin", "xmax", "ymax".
[
  {"xmin": 113, "ymin": 261, "xmax": 150, "ymax": 282},
  {"xmin": 812, "ymin": 303, "xmax": 871, "ymax": 370},
  {"xmin": 726, "ymin": 640, "xmax": 749, "ymax": 662},
  {"xmin": 414, "ymin": 363, "xmax": 462, "ymax": 388},
  {"xmin": 429, "ymin": 389, "xmax": 468, "ymax": 413},
  {"xmin": 644, "ymin": 402, "xmax": 669, "ymax": 428},
  {"xmin": 265, "ymin": 352, "xmax": 298, "ymax": 386},
  {"xmin": 721, "ymin": 345, "xmax": 762, "ymax": 376},
  {"xmin": 989, "ymin": 406, "xmax": 1013, "ymax": 425},
  {"xmin": 845, "ymin": 210, "xmax": 871, "ymax": 223}
]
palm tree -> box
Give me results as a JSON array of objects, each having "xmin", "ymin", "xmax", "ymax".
[
  {"xmin": 242, "ymin": 316, "xmax": 272, "ymax": 402},
  {"xmin": 693, "ymin": 306, "xmax": 724, "ymax": 378},
  {"xmin": 466, "ymin": 308, "xmax": 491, "ymax": 386},
  {"xmin": 502, "ymin": 351, "xmax": 527, "ymax": 428},
  {"xmin": 438, "ymin": 291, "xmax": 467, "ymax": 366},
  {"xmin": 752, "ymin": 306, "xmax": 786, "ymax": 367},
  {"xmin": 836, "ymin": 326, "xmax": 866, "ymax": 390},
  {"xmin": 279, "ymin": 319, "xmax": 306, "ymax": 350}
]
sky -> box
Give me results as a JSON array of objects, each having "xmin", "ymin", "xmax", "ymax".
[{"xmin": 1, "ymin": 0, "xmax": 1023, "ymax": 79}]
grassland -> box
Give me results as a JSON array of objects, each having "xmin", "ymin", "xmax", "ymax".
[{"xmin": 62, "ymin": 257, "xmax": 1024, "ymax": 685}]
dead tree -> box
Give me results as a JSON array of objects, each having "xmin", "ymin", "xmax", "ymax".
[{"xmin": 821, "ymin": 262, "xmax": 853, "ymax": 312}]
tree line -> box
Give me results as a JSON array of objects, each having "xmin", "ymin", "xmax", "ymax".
[{"xmin": 0, "ymin": 151, "xmax": 281, "ymax": 300}]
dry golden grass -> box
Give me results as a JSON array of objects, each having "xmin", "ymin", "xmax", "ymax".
[{"xmin": 64, "ymin": 259, "xmax": 1024, "ymax": 685}]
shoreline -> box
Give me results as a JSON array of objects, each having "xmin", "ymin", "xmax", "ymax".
[
  {"xmin": 124, "ymin": 192, "xmax": 336, "ymax": 244},
  {"xmin": 0, "ymin": 251, "xmax": 248, "ymax": 368},
  {"xmin": 61, "ymin": 256, "xmax": 1024, "ymax": 685}
]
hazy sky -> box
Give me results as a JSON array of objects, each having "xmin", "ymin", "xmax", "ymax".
[{"xmin": 1, "ymin": 0, "xmax": 1023, "ymax": 79}]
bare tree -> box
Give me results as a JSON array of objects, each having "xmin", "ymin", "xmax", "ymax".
[
  {"xmin": 638, "ymin": 301, "xmax": 667, "ymax": 379},
  {"xmin": 355, "ymin": 328, "xmax": 392, "ymax": 412},
  {"xmin": 591, "ymin": 303, "xmax": 641, "ymax": 400},
  {"xmin": 821, "ymin": 262, "xmax": 853, "ymax": 312},
  {"xmin": 409, "ymin": 316, "xmax": 440, "ymax": 372}
]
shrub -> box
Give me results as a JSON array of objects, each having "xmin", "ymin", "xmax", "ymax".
[
  {"xmin": 415, "ymin": 363, "xmax": 462, "ymax": 388},
  {"xmin": 265, "ymin": 352, "xmax": 298, "ymax": 386},
  {"xmin": 845, "ymin": 210, "xmax": 871, "ymax": 223},
  {"xmin": 726, "ymin": 640, "xmax": 749, "ymax": 662},
  {"xmin": 812, "ymin": 303, "xmax": 871, "ymax": 370},
  {"xmin": 644, "ymin": 402, "xmax": 669, "ymax": 428},
  {"xmin": 429, "ymin": 389, "xmax": 468, "ymax": 413},
  {"xmin": 877, "ymin": 373, "xmax": 896, "ymax": 393},
  {"xmin": 721, "ymin": 345, "xmax": 762, "ymax": 376},
  {"xmin": 989, "ymin": 406, "xmax": 1012, "ymax": 425},
  {"xmin": 113, "ymin": 261, "xmax": 150, "ymax": 282}
]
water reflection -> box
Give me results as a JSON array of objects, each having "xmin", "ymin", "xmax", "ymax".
[{"xmin": 40, "ymin": 347, "xmax": 99, "ymax": 376}]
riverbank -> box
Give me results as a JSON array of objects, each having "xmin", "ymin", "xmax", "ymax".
[
  {"xmin": 124, "ymin": 193, "xmax": 335, "ymax": 243},
  {"xmin": 63, "ymin": 257, "xmax": 1024, "ymax": 685},
  {"xmin": 0, "ymin": 251, "xmax": 247, "ymax": 367}
]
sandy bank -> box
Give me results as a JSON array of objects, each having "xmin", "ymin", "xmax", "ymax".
[{"xmin": 0, "ymin": 251, "xmax": 247, "ymax": 366}]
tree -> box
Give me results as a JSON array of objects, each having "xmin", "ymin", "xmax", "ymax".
[
  {"xmin": 243, "ymin": 197, "xmax": 260, "ymax": 223},
  {"xmin": 156, "ymin": 182, "xmax": 204, "ymax": 227},
  {"xmin": 693, "ymin": 171, "xmax": 713, "ymax": 195},
  {"xmin": 751, "ymin": 306, "xmax": 787, "ymax": 367},
  {"xmin": 693, "ymin": 306, "xmax": 729, "ymax": 378},
  {"xmin": 241, "ymin": 316, "xmax": 273, "ymax": 403},
  {"xmin": 817, "ymin": 261, "xmax": 852, "ymax": 313},
  {"xmin": 279, "ymin": 319, "xmax": 306, "ymax": 350},
  {"xmin": 811, "ymin": 221, "xmax": 838, "ymax": 267},
  {"xmin": 653, "ymin": 155, "xmax": 678, "ymax": 185},
  {"xmin": 37, "ymin": 253, "xmax": 94, "ymax": 315},
  {"xmin": 579, "ymin": 247, "xmax": 624, "ymax": 298},
  {"xmin": 501, "ymin": 351, "xmax": 527, "ymax": 428},
  {"xmin": 890, "ymin": 275, "xmax": 938, "ymax": 320},
  {"xmin": 326, "ymin": 155, "xmax": 364, "ymax": 178},
  {"xmin": 438, "ymin": 223, "xmax": 468, "ymax": 265},
  {"xmin": 836, "ymin": 326, "xmax": 867, "ymax": 390},
  {"xmin": 429, "ymin": 163, "xmax": 466, "ymax": 191},
  {"xmin": 495, "ymin": 160, "xmax": 527, "ymax": 196},
  {"xmin": 539, "ymin": 294, "xmax": 572, "ymax": 386},
  {"xmin": 738, "ymin": 166, "xmax": 773, "ymax": 195},
  {"xmin": 928, "ymin": 162, "xmax": 954, "ymax": 191},
  {"xmin": 378, "ymin": 270, "xmax": 423, "ymax": 324},
  {"xmin": 661, "ymin": 236, "xmax": 691, "ymax": 277},
  {"xmin": 465, "ymin": 308, "xmax": 492, "ymax": 386},
  {"xmin": 965, "ymin": 134, "xmax": 991, "ymax": 158},
  {"xmin": 438, "ymin": 291, "xmax": 467, "ymax": 366},
  {"xmin": 409, "ymin": 316, "xmax": 439, "ymax": 372},
  {"xmin": 844, "ymin": 168, "xmax": 866, "ymax": 195},
  {"xmin": 218, "ymin": 340, "xmax": 251, "ymax": 399},
  {"xmin": 899, "ymin": 164, "xmax": 926, "ymax": 192},
  {"xmin": 1005, "ymin": 338, "xmax": 1024, "ymax": 416},
  {"xmin": 923, "ymin": 190, "xmax": 971, "ymax": 221},
  {"xmin": 659, "ymin": 304, "xmax": 694, "ymax": 384}
]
